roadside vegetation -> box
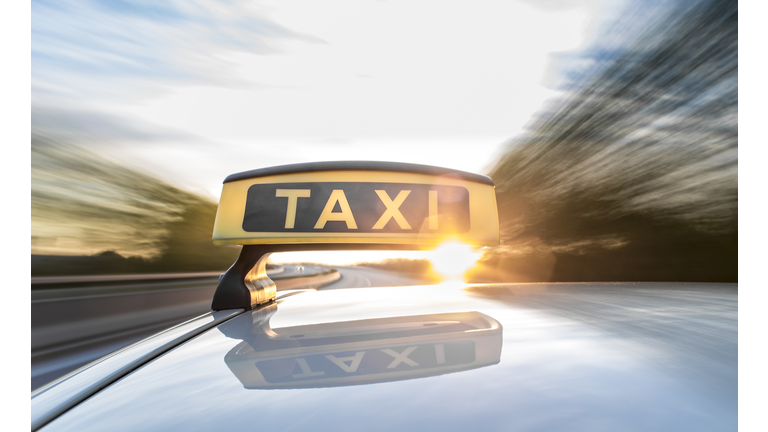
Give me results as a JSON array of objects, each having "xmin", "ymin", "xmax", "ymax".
[
  {"xmin": 31, "ymin": 134, "xmax": 239, "ymax": 276},
  {"xmin": 482, "ymin": 0, "xmax": 737, "ymax": 282}
]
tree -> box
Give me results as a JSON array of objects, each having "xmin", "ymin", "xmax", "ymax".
[{"xmin": 484, "ymin": 0, "xmax": 737, "ymax": 282}]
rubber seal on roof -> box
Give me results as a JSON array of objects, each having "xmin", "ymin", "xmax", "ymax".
[{"xmin": 223, "ymin": 161, "xmax": 494, "ymax": 186}]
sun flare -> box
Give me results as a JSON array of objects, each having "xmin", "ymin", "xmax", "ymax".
[{"xmin": 428, "ymin": 241, "xmax": 483, "ymax": 281}]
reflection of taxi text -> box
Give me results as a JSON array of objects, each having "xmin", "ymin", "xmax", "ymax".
[{"xmin": 258, "ymin": 342, "xmax": 475, "ymax": 384}]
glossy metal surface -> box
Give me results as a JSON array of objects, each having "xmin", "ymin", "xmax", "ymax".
[
  {"xmin": 32, "ymin": 309, "xmax": 243, "ymax": 431},
  {"xmin": 41, "ymin": 283, "xmax": 737, "ymax": 432}
]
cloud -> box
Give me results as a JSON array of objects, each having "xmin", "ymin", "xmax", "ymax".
[
  {"xmin": 32, "ymin": 104, "xmax": 200, "ymax": 144},
  {"xmin": 32, "ymin": 0, "xmax": 324, "ymax": 99}
]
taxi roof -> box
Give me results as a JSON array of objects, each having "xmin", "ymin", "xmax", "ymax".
[{"xmin": 39, "ymin": 282, "xmax": 738, "ymax": 432}]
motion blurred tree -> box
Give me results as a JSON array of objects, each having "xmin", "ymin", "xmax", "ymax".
[
  {"xmin": 150, "ymin": 200, "xmax": 241, "ymax": 272},
  {"xmin": 31, "ymin": 133, "xmax": 239, "ymax": 275},
  {"xmin": 486, "ymin": 0, "xmax": 737, "ymax": 282}
]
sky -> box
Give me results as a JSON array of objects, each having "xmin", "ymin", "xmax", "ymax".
[{"xmin": 32, "ymin": 0, "xmax": 621, "ymax": 200}]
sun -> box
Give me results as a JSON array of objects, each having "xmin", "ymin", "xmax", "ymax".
[{"xmin": 428, "ymin": 241, "xmax": 483, "ymax": 281}]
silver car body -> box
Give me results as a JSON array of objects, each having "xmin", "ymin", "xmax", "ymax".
[{"xmin": 33, "ymin": 282, "xmax": 737, "ymax": 431}]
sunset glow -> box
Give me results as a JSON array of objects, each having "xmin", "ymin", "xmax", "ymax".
[{"xmin": 428, "ymin": 242, "xmax": 484, "ymax": 281}]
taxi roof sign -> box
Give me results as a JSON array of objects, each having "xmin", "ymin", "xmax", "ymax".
[
  {"xmin": 213, "ymin": 161, "xmax": 499, "ymax": 248},
  {"xmin": 211, "ymin": 161, "xmax": 499, "ymax": 311}
]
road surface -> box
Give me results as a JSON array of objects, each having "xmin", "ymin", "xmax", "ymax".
[{"xmin": 318, "ymin": 265, "xmax": 430, "ymax": 289}]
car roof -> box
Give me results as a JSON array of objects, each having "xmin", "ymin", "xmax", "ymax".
[{"xmin": 38, "ymin": 282, "xmax": 737, "ymax": 432}]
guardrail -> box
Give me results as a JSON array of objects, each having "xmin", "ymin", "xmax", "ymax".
[{"xmin": 31, "ymin": 271, "xmax": 226, "ymax": 286}]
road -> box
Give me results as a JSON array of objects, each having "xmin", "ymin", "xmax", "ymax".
[
  {"xmin": 32, "ymin": 277, "xmax": 221, "ymax": 391},
  {"xmin": 317, "ymin": 265, "xmax": 429, "ymax": 289}
]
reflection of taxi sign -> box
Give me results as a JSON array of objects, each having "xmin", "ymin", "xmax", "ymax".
[
  {"xmin": 220, "ymin": 308, "xmax": 502, "ymax": 389},
  {"xmin": 255, "ymin": 341, "xmax": 476, "ymax": 385},
  {"xmin": 210, "ymin": 162, "xmax": 499, "ymax": 310},
  {"xmin": 213, "ymin": 161, "xmax": 498, "ymax": 247}
]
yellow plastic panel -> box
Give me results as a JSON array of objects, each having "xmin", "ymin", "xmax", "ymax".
[{"xmin": 212, "ymin": 168, "xmax": 498, "ymax": 249}]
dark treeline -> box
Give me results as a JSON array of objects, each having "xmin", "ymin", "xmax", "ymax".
[{"xmin": 483, "ymin": 0, "xmax": 737, "ymax": 282}]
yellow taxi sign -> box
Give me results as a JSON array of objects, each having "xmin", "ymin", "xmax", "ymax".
[{"xmin": 213, "ymin": 161, "xmax": 499, "ymax": 249}]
